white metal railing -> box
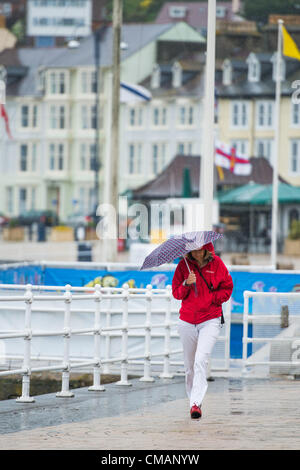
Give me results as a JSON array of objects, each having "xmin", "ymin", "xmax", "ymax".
[
  {"xmin": 0, "ymin": 282, "xmax": 231, "ymax": 402},
  {"xmin": 242, "ymin": 290, "xmax": 300, "ymax": 375}
]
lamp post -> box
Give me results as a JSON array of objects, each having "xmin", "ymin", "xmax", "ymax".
[
  {"xmin": 93, "ymin": 27, "xmax": 102, "ymax": 218},
  {"xmin": 200, "ymin": 0, "xmax": 216, "ymax": 230}
]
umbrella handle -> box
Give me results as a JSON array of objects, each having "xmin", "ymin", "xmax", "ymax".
[{"xmin": 183, "ymin": 256, "xmax": 198, "ymax": 297}]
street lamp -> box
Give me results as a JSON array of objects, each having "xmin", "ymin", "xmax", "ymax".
[{"xmin": 93, "ymin": 26, "xmax": 107, "ymax": 221}]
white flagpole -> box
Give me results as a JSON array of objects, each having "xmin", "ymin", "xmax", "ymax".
[
  {"xmin": 271, "ymin": 19, "xmax": 283, "ymax": 269},
  {"xmin": 201, "ymin": 0, "xmax": 216, "ymax": 230}
]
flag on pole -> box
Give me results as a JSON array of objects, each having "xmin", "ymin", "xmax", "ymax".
[
  {"xmin": 215, "ymin": 141, "xmax": 252, "ymax": 176},
  {"xmin": 282, "ymin": 25, "xmax": 300, "ymax": 61},
  {"xmin": 120, "ymin": 81, "xmax": 152, "ymax": 103},
  {"xmin": 0, "ymin": 104, "xmax": 12, "ymax": 139}
]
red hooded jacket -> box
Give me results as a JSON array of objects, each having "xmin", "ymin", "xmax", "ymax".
[{"xmin": 172, "ymin": 242, "xmax": 233, "ymax": 324}]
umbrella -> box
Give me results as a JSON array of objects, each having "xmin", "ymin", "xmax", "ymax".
[
  {"xmin": 140, "ymin": 231, "xmax": 223, "ymax": 296},
  {"xmin": 140, "ymin": 230, "xmax": 221, "ymax": 268}
]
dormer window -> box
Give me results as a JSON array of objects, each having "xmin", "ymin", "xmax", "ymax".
[
  {"xmin": 172, "ymin": 62, "xmax": 182, "ymax": 88},
  {"xmin": 271, "ymin": 52, "xmax": 286, "ymax": 82},
  {"xmin": 247, "ymin": 54, "xmax": 260, "ymax": 82},
  {"xmin": 222, "ymin": 59, "xmax": 232, "ymax": 86},
  {"xmin": 216, "ymin": 6, "xmax": 227, "ymax": 18},
  {"xmin": 151, "ymin": 64, "xmax": 161, "ymax": 89},
  {"xmin": 169, "ymin": 6, "xmax": 187, "ymax": 18}
]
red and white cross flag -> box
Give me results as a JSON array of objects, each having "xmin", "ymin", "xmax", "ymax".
[{"xmin": 215, "ymin": 141, "xmax": 252, "ymax": 176}]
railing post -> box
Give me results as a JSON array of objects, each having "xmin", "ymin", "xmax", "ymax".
[
  {"xmin": 116, "ymin": 283, "xmax": 132, "ymax": 386},
  {"xmin": 16, "ymin": 284, "xmax": 35, "ymax": 403},
  {"xmin": 89, "ymin": 284, "xmax": 105, "ymax": 391},
  {"xmin": 242, "ymin": 291, "xmax": 250, "ymax": 374},
  {"xmin": 56, "ymin": 284, "xmax": 74, "ymax": 398},
  {"xmin": 140, "ymin": 284, "xmax": 154, "ymax": 382},
  {"xmin": 224, "ymin": 298, "xmax": 232, "ymax": 371},
  {"xmin": 160, "ymin": 285, "xmax": 174, "ymax": 379},
  {"xmin": 103, "ymin": 297, "xmax": 111, "ymax": 374}
]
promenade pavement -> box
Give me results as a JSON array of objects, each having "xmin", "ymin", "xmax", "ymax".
[{"xmin": 0, "ymin": 374, "xmax": 299, "ymax": 450}]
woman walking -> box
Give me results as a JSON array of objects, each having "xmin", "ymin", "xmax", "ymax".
[{"xmin": 172, "ymin": 242, "xmax": 233, "ymax": 419}]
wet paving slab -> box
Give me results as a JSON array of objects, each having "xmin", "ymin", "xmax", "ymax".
[{"xmin": 0, "ymin": 375, "xmax": 299, "ymax": 450}]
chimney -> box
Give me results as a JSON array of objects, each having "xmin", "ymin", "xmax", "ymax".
[{"xmin": 232, "ymin": 0, "xmax": 240, "ymax": 14}]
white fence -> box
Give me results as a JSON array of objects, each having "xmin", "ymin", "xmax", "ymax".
[
  {"xmin": 0, "ymin": 283, "xmax": 231, "ymax": 403},
  {"xmin": 242, "ymin": 290, "xmax": 300, "ymax": 376}
]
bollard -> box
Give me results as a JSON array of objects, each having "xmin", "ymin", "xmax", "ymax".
[
  {"xmin": 140, "ymin": 284, "xmax": 155, "ymax": 382},
  {"xmin": 56, "ymin": 285, "xmax": 74, "ymax": 398},
  {"xmin": 89, "ymin": 284, "xmax": 105, "ymax": 391},
  {"xmin": 16, "ymin": 284, "xmax": 35, "ymax": 403}
]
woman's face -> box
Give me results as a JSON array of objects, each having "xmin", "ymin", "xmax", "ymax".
[{"xmin": 191, "ymin": 249, "xmax": 205, "ymax": 262}]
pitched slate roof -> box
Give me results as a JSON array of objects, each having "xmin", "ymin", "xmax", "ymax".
[
  {"xmin": 131, "ymin": 155, "xmax": 288, "ymax": 200},
  {"xmin": 0, "ymin": 23, "xmax": 177, "ymax": 97},
  {"xmin": 217, "ymin": 53, "xmax": 300, "ymax": 99}
]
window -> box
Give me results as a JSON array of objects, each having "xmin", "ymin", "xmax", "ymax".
[
  {"xmin": 48, "ymin": 71, "xmax": 68, "ymax": 95},
  {"xmin": 231, "ymin": 101, "xmax": 248, "ymax": 128},
  {"xmin": 81, "ymin": 105, "xmax": 98, "ymax": 130},
  {"xmin": 6, "ymin": 187, "xmax": 13, "ymax": 214},
  {"xmin": 291, "ymin": 140, "xmax": 300, "ymax": 174},
  {"xmin": 128, "ymin": 107, "xmax": 143, "ymax": 127},
  {"xmin": 292, "ymin": 103, "xmax": 300, "ymax": 126},
  {"xmin": 49, "ymin": 105, "xmax": 66, "ymax": 129},
  {"xmin": 231, "ymin": 140, "xmax": 249, "ymax": 158},
  {"xmin": 169, "ymin": 6, "xmax": 186, "ymax": 18},
  {"xmin": 80, "ymin": 143, "xmax": 97, "ymax": 171},
  {"xmin": 247, "ymin": 54, "xmax": 260, "ymax": 83},
  {"xmin": 48, "ymin": 142, "xmax": 66, "ymax": 171},
  {"xmin": 256, "ymin": 101, "xmax": 273, "ymax": 128},
  {"xmin": 177, "ymin": 104, "xmax": 195, "ymax": 126},
  {"xmin": 152, "ymin": 143, "xmax": 167, "ymax": 175},
  {"xmin": 216, "ymin": 6, "xmax": 227, "ymax": 18},
  {"xmin": 152, "ymin": 106, "xmax": 167, "ymax": 127},
  {"xmin": 19, "ymin": 188, "xmax": 27, "ymax": 214},
  {"xmin": 177, "ymin": 142, "xmax": 194, "ymax": 155},
  {"xmin": 20, "ymin": 145, "xmax": 28, "ymax": 171},
  {"xmin": 255, "ymin": 139, "xmax": 273, "ymax": 163},
  {"xmin": 81, "ymin": 71, "xmax": 98, "ymax": 94},
  {"xmin": 20, "ymin": 104, "xmax": 38, "ymax": 129},
  {"xmin": 128, "ymin": 143, "xmax": 142, "ymax": 175}
]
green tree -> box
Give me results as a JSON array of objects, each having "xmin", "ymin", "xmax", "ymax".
[{"xmin": 243, "ymin": 0, "xmax": 300, "ymax": 25}]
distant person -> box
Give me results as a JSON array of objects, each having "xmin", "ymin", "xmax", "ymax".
[{"xmin": 172, "ymin": 242, "xmax": 233, "ymax": 419}]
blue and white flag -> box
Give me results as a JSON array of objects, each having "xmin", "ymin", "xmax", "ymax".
[{"xmin": 120, "ymin": 81, "xmax": 152, "ymax": 103}]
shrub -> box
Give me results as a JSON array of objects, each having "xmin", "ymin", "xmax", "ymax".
[{"xmin": 289, "ymin": 220, "xmax": 300, "ymax": 240}]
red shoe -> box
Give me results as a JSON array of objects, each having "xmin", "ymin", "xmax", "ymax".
[{"xmin": 190, "ymin": 404, "xmax": 202, "ymax": 419}]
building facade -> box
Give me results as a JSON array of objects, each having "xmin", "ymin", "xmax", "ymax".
[
  {"xmin": 0, "ymin": 21, "xmax": 205, "ymax": 220},
  {"xmin": 217, "ymin": 52, "xmax": 300, "ymax": 187}
]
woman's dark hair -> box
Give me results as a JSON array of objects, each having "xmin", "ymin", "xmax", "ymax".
[{"xmin": 187, "ymin": 250, "xmax": 213, "ymax": 263}]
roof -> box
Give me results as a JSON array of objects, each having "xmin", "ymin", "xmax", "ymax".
[
  {"xmin": 131, "ymin": 155, "xmax": 287, "ymax": 200},
  {"xmin": 218, "ymin": 182, "xmax": 300, "ymax": 205},
  {"xmin": 155, "ymin": 2, "xmax": 237, "ymax": 31},
  {"xmin": 140, "ymin": 53, "xmax": 206, "ymax": 98},
  {"xmin": 217, "ymin": 52, "xmax": 300, "ymax": 98},
  {"xmin": 0, "ymin": 23, "xmax": 178, "ymax": 97}
]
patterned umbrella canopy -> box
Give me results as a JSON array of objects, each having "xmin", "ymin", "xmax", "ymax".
[{"xmin": 140, "ymin": 231, "xmax": 223, "ymax": 270}]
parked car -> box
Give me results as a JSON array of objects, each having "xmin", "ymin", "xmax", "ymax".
[
  {"xmin": 65, "ymin": 212, "xmax": 92, "ymax": 228},
  {"xmin": 16, "ymin": 210, "xmax": 59, "ymax": 227}
]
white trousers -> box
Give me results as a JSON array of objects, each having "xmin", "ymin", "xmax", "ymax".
[{"xmin": 177, "ymin": 317, "xmax": 221, "ymax": 408}]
